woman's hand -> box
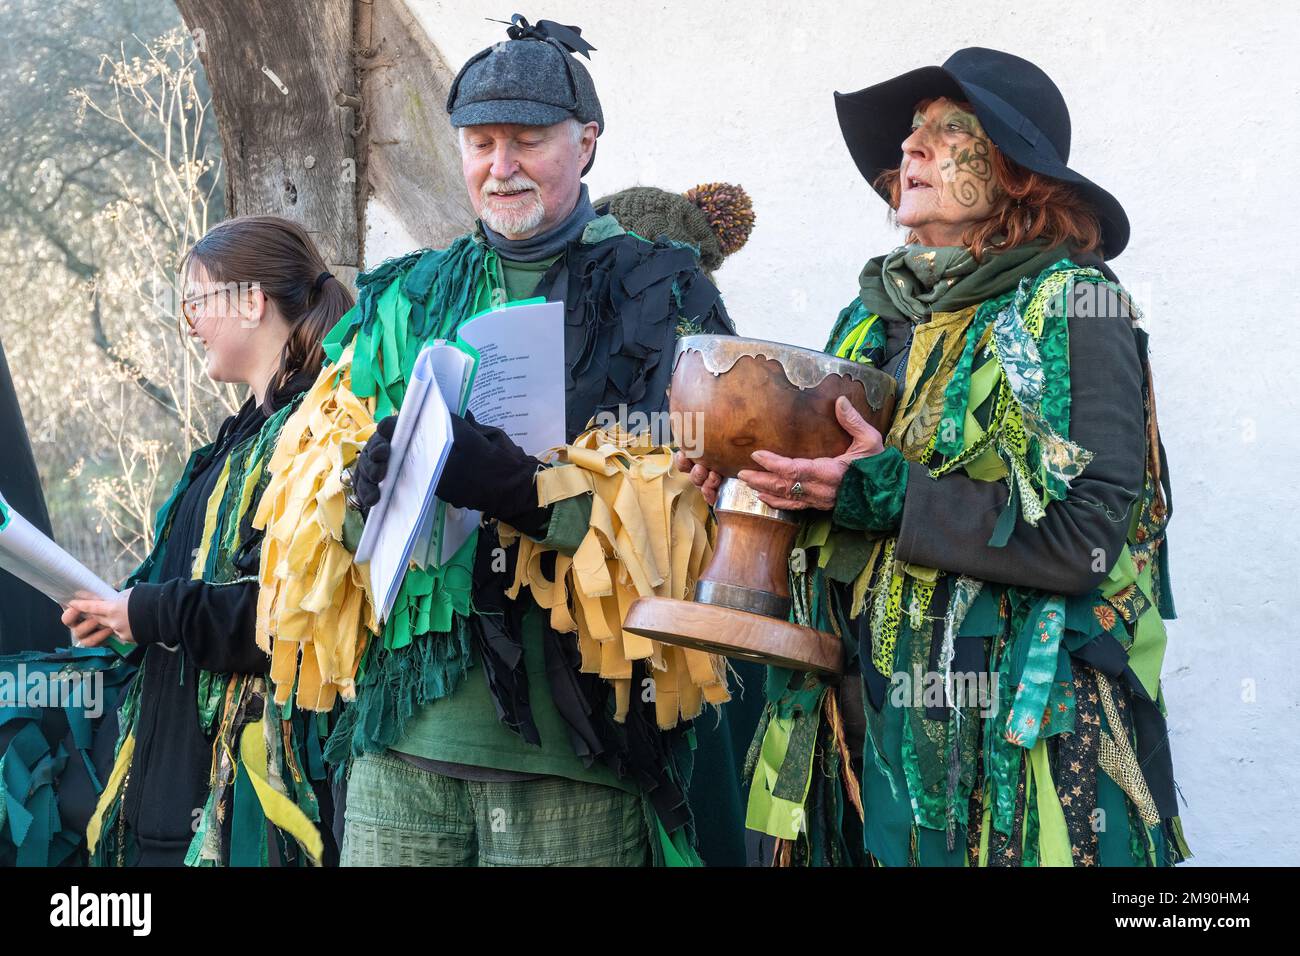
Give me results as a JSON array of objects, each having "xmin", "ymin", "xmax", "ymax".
[
  {"xmin": 674, "ymin": 450, "xmax": 723, "ymax": 506},
  {"xmin": 63, "ymin": 589, "xmax": 135, "ymax": 647},
  {"xmin": 738, "ymin": 396, "xmax": 885, "ymax": 510}
]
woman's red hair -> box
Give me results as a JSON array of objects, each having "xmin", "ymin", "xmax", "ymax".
[{"xmin": 875, "ymin": 98, "xmax": 1102, "ymax": 261}]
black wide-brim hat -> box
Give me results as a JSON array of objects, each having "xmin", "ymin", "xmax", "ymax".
[{"xmin": 834, "ymin": 47, "xmax": 1130, "ymax": 259}]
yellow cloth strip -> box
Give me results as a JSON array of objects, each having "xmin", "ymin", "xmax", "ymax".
[
  {"xmin": 191, "ymin": 458, "xmax": 232, "ymax": 579},
  {"xmin": 1026, "ymin": 738, "xmax": 1073, "ymax": 866},
  {"xmin": 238, "ymin": 719, "xmax": 323, "ymax": 864},
  {"xmin": 254, "ymin": 347, "xmax": 377, "ymax": 710},
  {"xmin": 885, "ymin": 305, "xmax": 980, "ymax": 460},
  {"xmin": 230, "ymin": 459, "xmax": 265, "ymax": 554},
  {"xmin": 501, "ymin": 426, "xmax": 729, "ymax": 728},
  {"xmin": 86, "ymin": 732, "xmax": 135, "ymax": 855}
]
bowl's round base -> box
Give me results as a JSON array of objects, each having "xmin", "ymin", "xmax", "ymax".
[{"xmin": 624, "ymin": 596, "xmax": 844, "ymax": 677}]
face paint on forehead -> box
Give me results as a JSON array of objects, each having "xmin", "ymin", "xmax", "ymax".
[
  {"xmin": 941, "ymin": 106, "xmax": 983, "ymax": 132},
  {"xmin": 913, "ymin": 104, "xmax": 985, "ymax": 137}
]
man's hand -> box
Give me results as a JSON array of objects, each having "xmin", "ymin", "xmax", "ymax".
[
  {"xmin": 674, "ymin": 450, "xmax": 723, "ymax": 506},
  {"xmin": 352, "ymin": 415, "xmax": 397, "ymax": 516},
  {"xmin": 737, "ymin": 396, "xmax": 885, "ymax": 510},
  {"xmin": 64, "ymin": 588, "xmax": 135, "ymax": 647},
  {"xmin": 437, "ymin": 413, "xmax": 547, "ymax": 533}
]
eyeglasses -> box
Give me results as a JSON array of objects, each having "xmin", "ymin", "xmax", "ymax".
[{"xmin": 181, "ymin": 289, "xmax": 232, "ymax": 326}]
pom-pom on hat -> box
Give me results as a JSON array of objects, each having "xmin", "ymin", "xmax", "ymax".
[{"xmin": 597, "ymin": 182, "xmax": 755, "ymax": 274}]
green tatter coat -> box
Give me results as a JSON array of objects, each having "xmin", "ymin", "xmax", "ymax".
[{"xmin": 744, "ymin": 253, "xmax": 1185, "ymax": 868}]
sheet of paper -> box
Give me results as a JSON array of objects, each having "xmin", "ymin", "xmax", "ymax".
[
  {"xmin": 426, "ymin": 340, "xmax": 477, "ymax": 416},
  {"xmin": 355, "ymin": 300, "xmax": 564, "ymax": 605},
  {"xmin": 456, "ymin": 299, "xmax": 567, "ymax": 457},
  {"xmin": 434, "ymin": 504, "xmax": 481, "ymax": 566},
  {"xmin": 409, "ymin": 342, "xmax": 481, "ymax": 569},
  {"xmin": 0, "ymin": 496, "xmax": 134, "ymax": 654},
  {"xmin": 354, "ymin": 346, "xmax": 458, "ymax": 623},
  {"xmin": 0, "ymin": 493, "xmax": 117, "ymax": 608},
  {"xmin": 427, "ymin": 341, "xmax": 479, "ymax": 566},
  {"xmin": 355, "ymin": 341, "xmax": 475, "ymax": 564},
  {"xmin": 353, "ymin": 354, "xmax": 433, "ymax": 566}
]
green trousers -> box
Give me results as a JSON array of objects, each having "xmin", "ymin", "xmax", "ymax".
[{"xmin": 340, "ymin": 751, "xmax": 650, "ymax": 866}]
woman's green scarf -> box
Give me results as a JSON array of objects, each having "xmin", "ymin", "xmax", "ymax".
[{"xmin": 859, "ymin": 240, "xmax": 1067, "ymax": 322}]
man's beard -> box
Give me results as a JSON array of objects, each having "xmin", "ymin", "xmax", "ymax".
[{"xmin": 479, "ymin": 175, "xmax": 546, "ymax": 237}]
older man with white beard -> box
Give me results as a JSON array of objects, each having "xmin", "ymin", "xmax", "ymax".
[{"xmin": 326, "ymin": 16, "xmax": 737, "ymax": 866}]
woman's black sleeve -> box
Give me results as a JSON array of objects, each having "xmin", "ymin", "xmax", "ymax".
[
  {"xmin": 127, "ymin": 577, "xmax": 270, "ymax": 674},
  {"xmin": 892, "ymin": 282, "xmax": 1145, "ymax": 595}
]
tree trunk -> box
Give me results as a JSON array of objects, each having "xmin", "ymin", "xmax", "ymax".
[
  {"xmin": 175, "ymin": 0, "xmax": 360, "ymax": 280},
  {"xmin": 173, "ymin": 0, "xmax": 473, "ymax": 278},
  {"xmin": 353, "ymin": 0, "xmax": 475, "ymax": 252}
]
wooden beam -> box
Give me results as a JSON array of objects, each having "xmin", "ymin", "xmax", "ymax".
[{"xmin": 355, "ymin": 0, "xmax": 475, "ymax": 255}]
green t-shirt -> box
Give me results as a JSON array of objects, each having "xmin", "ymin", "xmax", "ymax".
[
  {"xmin": 391, "ymin": 601, "xmax": 629, "ymax": 791},
  {"xmin": 498, "ymin": 253, "xmax": 559, "ymax": 303}
]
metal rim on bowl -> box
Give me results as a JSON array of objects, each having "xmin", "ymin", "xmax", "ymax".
[{"xmin": 674, "ymin": 335, "xmax": 895, "ymax": 410}]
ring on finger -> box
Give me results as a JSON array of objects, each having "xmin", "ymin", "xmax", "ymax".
[{"xmin": 790, "ymin": 480, "xmax": 804, "ymax": 500}]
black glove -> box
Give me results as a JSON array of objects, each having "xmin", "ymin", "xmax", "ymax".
[
  {"xmin": 351, "ymin": 414, "xmax": 397, "ymax": 518},
  {"xmin": 437, "ymin": 412, "xmax": 550, "ymax": 537}
]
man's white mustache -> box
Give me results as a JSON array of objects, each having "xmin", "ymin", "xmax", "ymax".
[{"xmin": 482, "ymin": 176, "xmax": 539, "ymax": 198}]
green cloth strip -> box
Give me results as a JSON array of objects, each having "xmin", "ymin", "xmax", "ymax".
[{"xmin": 833, "ymin": 447, "xmax": 908, "ymax": 533}]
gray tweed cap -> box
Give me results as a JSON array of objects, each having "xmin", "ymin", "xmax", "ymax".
[
  {"xmin": 446, "ymin": 19, "xmax": 603, "ymax": 172},
  {"xmin": 448, "ymin": 39, "xmax": 602, "ymax": 130}
]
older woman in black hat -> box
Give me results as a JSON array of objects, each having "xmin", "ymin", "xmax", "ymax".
[{"xmin": 685, "ymin": 48, "xmax": 1185, "ymax": 867}]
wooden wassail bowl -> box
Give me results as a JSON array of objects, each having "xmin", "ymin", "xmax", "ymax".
[{"xmin": 624, "ymin": 336, "xmax": 897, "ymax": 676}]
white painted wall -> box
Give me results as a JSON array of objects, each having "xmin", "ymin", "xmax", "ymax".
[{"xmin": 378, "ymin": 0, "xmax": 1300, "ymax": 865}]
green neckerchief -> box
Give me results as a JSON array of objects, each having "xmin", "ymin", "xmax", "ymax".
[{"xmin": 859, "ymin": 240, "xmax": 1068, "ymax": 322}]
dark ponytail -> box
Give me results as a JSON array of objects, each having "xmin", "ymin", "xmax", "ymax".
[
  {"xmin": 278, "ymin": 269, "xmax": 352, "ymax": 393},
  {"xmin": 182, "ymin": 215, "xmax": 355, "ymax": 397}
]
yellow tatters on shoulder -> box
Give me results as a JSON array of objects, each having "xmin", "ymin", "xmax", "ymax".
[
  {"xmin": 500, "ymin": 425, "xmax": 729, "ymax": 729},
  {"xmin": 254, "ymin": 346, "xmax": 378, "ymax": 712}
]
